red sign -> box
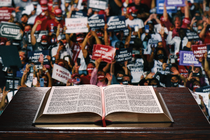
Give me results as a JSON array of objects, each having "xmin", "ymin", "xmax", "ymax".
[
  {"xmin": 92, "ymin": 44, "xmax": 116, "ymax": 63},
  {"xmin": 0, "ymin": 7, "xmax": 14, "ymax": 22},
  {"xmin": 192, "ymin": 44, "xmax": 207, "ymax": 59}
]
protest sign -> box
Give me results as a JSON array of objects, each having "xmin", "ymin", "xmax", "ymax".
[
  {"xmin": 65, "ymin": 17, "xmax": 88, "ymax": 33},
  {"xmin": 193, "ymin": 0, "xmax": 203, "ymax": 3},
  {"xmin": 207, "ymin": 44, "xmax": 210, "ymax": 61},
  {"xmin": 156, "ymin": 0, "xmax": 177, "ymax": 14},
  {"xmin": 195, "ymin": 85, "xmax": 210, "ymax": 93},
  {"xmin": 0, "ymin": 7, "xmax": 14, "ymax": 22},
  {"xmin": 92, "ymin": 44, "xmax": 116, "ymax": 63},
  {"xmin": 0, "ymin": 0, "xmax": 12, "ymax": 7},
  {"xmin": 165, "ymin": 0, "xmax": 185, "ymax": 7},
  {"xmin": 186, "ymin": 29, "xmax": 199, "ymax": 41},
  {"xmin": 0, "ymin": 22, "xmax": 22, "ymax": 40},
  {"xmin": 28, "ymin": 50, "xmax": 49, "ymax": 65},
  {"xmin": 179, "ymin": 51, "xmax": 201, "ymax": 66},
  {"xmin": 88, "ymin": 0, "xmax": 108, "ymax": 10},
  {"xmin": 192, "ymin": 44, "xmax": 207, "ymax": 59},
  {"xmin": 71, "ymin": 11, "xmax": 87, "ymax": 18},
  {"xmin": 115, "ymin": 48, "xmax": 132, "ymax": 62},
  {"xmin": 52, "ymin": 64, "xmax": 71, "ymax": 84},
  {"xmin": 88, "ymin": 14, "xmax": 105, "ymax": 29},
  {"xmin": 107, "ymin": 16, "xmax": 126, "ymax": 31}
]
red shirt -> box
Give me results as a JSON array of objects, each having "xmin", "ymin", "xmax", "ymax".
[
  {"xmin": 34, "ymin": 14, "xmax": 49, "ymax": 31},
  {"xmin": 80, "ymin": 75, "xmax": 91, "ymax": 84}
]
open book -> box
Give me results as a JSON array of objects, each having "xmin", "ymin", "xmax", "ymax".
[{"xmin": 33, "ymin": 85, "xmax": 174, "ymax": 127}]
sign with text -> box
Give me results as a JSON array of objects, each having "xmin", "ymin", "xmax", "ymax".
[
  {"xmin": 65, "ymin": 17, "xmax": 88, "ymax": 33},
  {"xmin": 195, "ymin": 85, "xmax": 210, "ymax": 93},
  {"xmin": 179, "ymin": 51, "xmax": 201, "ymax": 66},
  {"xmin": 0, "ymin": 7, "xmax": 14, "ymax": 22},
  {"xmin": 186, "ymin": 29, "xmax": 199, "ymax": 41},
  {"xmin": 0, "ymin": 22, "xmax": 22, "ymax": 40},
  {"xmin": 115, "ymin": 48, "xmax": 132, "ymax": 62},
  {"xmin": 28, "ymin": 50, "xmax": 49, "ymax": 65},
  {"xmin": 0, "ymin": 0, "xmax": 12, "ymax": 7},
  {"xmin": 107, "ymin": 16, "xmax": 126, "ymax": 31},
  {"xmin": 192, "ymin": 44, "xmax": 207, "ymax": 59},
  {"xmin": 71, "ymin": 11, "xmax": 87, "ymax": 18},
  {"xmin": 165, "ymin": 0, "xmax": 185, "ymax": 7},
  {"xmin": 88, "ymin": 14, "xmax": 105, "ymax": 29},
  {"xmin": 156, "ymin": 0, "xmax": 177, "ymax": 14},
  {"xmin": 92, "ymin": 44, "xmax": 116, "ymax": 63},
  {"xmin": 88, "ymin": 0, "xmax": 108, "ymax": 10},
  {"xmin": 52, "ymin": 64, "xmax": 71, "ymax": 84}
]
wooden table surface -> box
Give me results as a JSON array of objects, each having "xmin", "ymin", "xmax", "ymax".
[{"xmin": 0, "ymin": 87, "xmax": 210, "ymax": 140}]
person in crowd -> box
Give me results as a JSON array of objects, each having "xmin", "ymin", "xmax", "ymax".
[{"xmin": 0, "ymin": 87, "xmax": 9, "ymax": 114}]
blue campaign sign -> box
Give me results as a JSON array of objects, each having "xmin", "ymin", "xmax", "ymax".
[
  {"xmin": 156, "ymin": 0, "xmax": 177, "ymax": 14},
  {"xmin": 28, "ymin": 50, "xmax": 49, "ymax": 65},
  {"xmin": 107, "ymin": 16, "xmax": 126, "ymax": 31},
  {"xmin": 179, "ymin": 51, "xmax": 201, "ymax": 66},
  {"xmin": 195, "ymin": 85, "xmax": 210, "ymax": 93},
  {"xmin": 88, "ymin": 14, "xmax": 105, "ymax": 29},
  {"xmin": 71, "ymin": 11, "xmax": 87, "ymax": 18},
  {"xmin": 165, "ymin": 0, "xmax": 185, "ymax": 7}
]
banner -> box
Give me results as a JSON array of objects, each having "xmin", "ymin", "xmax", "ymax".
[
  {"xmin": 115, "ymin": 48, "xmax": 132, "ymax": 62},
  {"xmin": 52, "ymin": 64, "xmax": 71, "ymax": 84},
  {"xmin": 88, "ymin": 0, "xmax": 108, "ymax": 10},
  {"xmin": 186, "ymin": 29, "xmax": 199, "ymax": 41},
  {"xmin": 88, "ymin": 14, "xmax": 105, "ymax": 29},
  {"xmin": 165, "ymin": 0, "xmax": 185, "ymax": 7},
  {"xmin": 28, "ymin": 50, "xmax": 49, "ymax": 65},
  {"xmin": 92, "ymin": 44, "xmax": 116, "ymax": 63},
  {"xmin": 0, "ymin": 22, "xmax": 22, "ymax": 40},
  {"xmin": 107, "ymin": 16, "xmax": 126, "ymax": 31},
  {"xmin": 207, "ymin": 44, "xmax": 210, "ymax": 61},
  {"xmin": 27, "ymin": 30, "xmax": 48, "ymax": 44},
  {"xmin": 192, "ymin": 44, "xmax": 207, "ymax": 59},
  {"xmin": 0, "ymin": 7, "xmax": 14, "ymax": 22},
  {"xmin": 195, "ymin": 85, "xmax": 210, "ymax": 93},
  {"xmin": 179, "ymin": 51, "xmax": 201, "ymax": 66},
  {"xmin": 71, "ymin": 11, "xmax": 87, "ymax": 18},
  {"xmin": 156, "ymin": 0, "xmax": 177, "ymax": 14},
  {"xmin": 65, "ymin": 17, "xmax": 88, "ymax": 33},
  {"xmin": 0, "ymin": 0, "xmax": 12, "ymax": 7}
]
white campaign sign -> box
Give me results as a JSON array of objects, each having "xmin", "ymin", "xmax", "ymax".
[
  {"xmin": 65, "ymin": 17, "xmax": 88, "ymax": 33},
  {"xmin": 52, "ymin": 64, "xmax": 71, "ymax": 84}
]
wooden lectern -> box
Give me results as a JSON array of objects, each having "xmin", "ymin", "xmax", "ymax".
[{"xmin": 0, "ymin": 87, "xmax": 210, "ymax": 139}]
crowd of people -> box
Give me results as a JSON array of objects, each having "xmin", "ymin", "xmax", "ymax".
[{"xmin": 0, "ymin": 0, "xmax": 210, "ymax": 119}]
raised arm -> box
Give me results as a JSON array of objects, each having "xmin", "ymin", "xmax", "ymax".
[{"xmin": 31, "ymin": 20, "xmax": 42, "ymax": 46}]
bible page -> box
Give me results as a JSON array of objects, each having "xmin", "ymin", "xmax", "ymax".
[
  {"xmin": 43, "ymin": 85, "xmax": 102, "ymax": 116},
  {"xmin": 104, "ymin": 85, "xmax": 163, "ymax": 116}
]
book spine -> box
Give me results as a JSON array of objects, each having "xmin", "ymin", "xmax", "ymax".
[{"xmin": 100, "ymin": 86, "xmax": 106, "ymax": 127}]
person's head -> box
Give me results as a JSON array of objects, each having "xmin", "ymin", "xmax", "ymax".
[
  {"xmin": 170, "ymin": 75, "xmax": 180, "ymax": 87},
  {"xmin": 134, "ymin": 0, "xmax": 141, "ymax": 5},
  {"xmin": 127, "ymin": 6, "xmax": 138, "ymax": 20},
  {"xmin": 42, "ymin": 75, "xmax": 48, "ymax": 87},
  {"xmin": 71, "ymin": 73, "xmax": 81, "ymax": 85},
  {"xmin": 40, "ymin": 0, "xmax": 48, "ymax": 15},
  {"xmin": 154, "ymin": 48, "xmax": 167, "ymax": 62},
  {"xmin": 19, "ymin": 51, "xmax": 26, "ymax": 65},
  {"xmin": 122, "ymin": 75, "xmax": 131, "ymax": 85},
  {"xmin": 21, "ymin": 14, "xmax": 29, "ymax": 25},
  {"xmin": 148, "ymin": 78, "xmax": 159, "ymax": 87},
  {"xmin": 54, "ymin": 8, "xmax": 62, "ymax": 22},
  {"xmin": 173, "ymin": 15, "xmax": 181, "ymax": 28},
  {"xmin": 197, "ymin": 24, "xmax": 203, "ymax": 34},
  {"xmin": 76, "ymin": 33, "xmax": 85, "ymax": 43},
  {"xmin": 178, "ymin": 28, "xmax": 186, "ymax": 39},
  {"xmin": 86, "ymin": 62, "xmax": 95, "ymax": 76},
  {"xmin": 193, "ymin": 80, "xmax": 200, "ymax": 91},
  {"xmin": 181, "ymin": 18, "xmax": 191, "ymax": 29},
  {"xmin": 147, "ymin": 21, "xmax": 154, "ymax": 33},
  {"xmin": 24, "ymin": 25, "xmax": 32, "ymax": 33},
  {"xmin": 116, "ymin": 71, "xmax": 125, "ymax": 83},
  {"xmin": 41, "ymin": 35, "xmax": 49, "ymax": 48},
  {"xmin": 97, "ymin": 70, "xmax": 106, "ymax": 82},
  {"xmin": 157, "ymin": 42, "xmax": 163, "ymax": 48}
]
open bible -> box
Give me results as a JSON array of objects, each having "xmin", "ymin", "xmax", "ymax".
[{"xmin": 33, "ymin": 85, "xmax": 174, "ymax": 127}]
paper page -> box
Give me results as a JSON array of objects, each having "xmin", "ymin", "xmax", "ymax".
[
  {"xmin": 104, "ymin": 85, "xmax": 163, "ymax": 116},
  {"xmin": 43, "ymin": 85, "xmax": 102, "ymax": 116}
]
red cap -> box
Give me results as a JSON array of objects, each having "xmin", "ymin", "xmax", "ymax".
[
  {"xmin": 127, "ymin": 6, "xmax": 138, "ymax": 14},
  {"xmin": 181, "ymin": 17, "xmax": 191, "ymax": 29},
  {"xmin": 40, "ymin": 0, "xmax": 47, "ymax": 5},
  {"xmin": 41, "ymin": 35, "xmax": 48, "ymax": 41},
  {"xmin": 54, "ymin": 8, "xmax": 62, "ymax": 15}
]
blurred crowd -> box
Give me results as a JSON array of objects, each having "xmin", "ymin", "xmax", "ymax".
[{"xmin": 0, "ymin": 0, "xmax": 210, "ymax": 119}]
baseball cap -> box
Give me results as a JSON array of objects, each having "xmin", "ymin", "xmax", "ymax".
[
  {"xmin": 181, "ymin": 17, "xmax": 191, "ymax": 29},
  {"xmin": 54, "ymin": 8, "xmax": 62, "ymax": 15}
]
